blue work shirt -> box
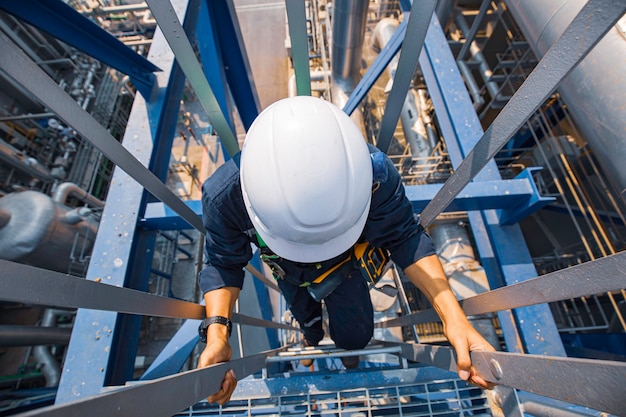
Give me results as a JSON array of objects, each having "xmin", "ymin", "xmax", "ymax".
[{"xmin": 198, "ymin": 146, "xmax": 435, "ymax": 294}]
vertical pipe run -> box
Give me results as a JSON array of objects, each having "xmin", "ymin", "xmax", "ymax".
[
  {"xmin": 504, "ymin": 0, "xmax": 626, "ymax": 201},
  {"xmin": 330, "ymin": 0, "xmax": 369, "ymax": 93}
]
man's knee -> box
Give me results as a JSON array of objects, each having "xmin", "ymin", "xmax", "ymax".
[{"xmin": 333, "ymin": 320, "xmax": 373, "ymax": 350}]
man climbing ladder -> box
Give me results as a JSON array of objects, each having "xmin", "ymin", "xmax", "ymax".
[{"xmin": 196, "ymin": 96, "xmax": 495, "ymax": 404}]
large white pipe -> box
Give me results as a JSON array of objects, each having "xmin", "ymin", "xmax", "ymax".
[
  {"xmin": 0, "ymin": 190, "xmax": 98, "ymax": 272},
  {"xmin": 504, "ymin": 0, "xmax": 626, "ymax": 201}
]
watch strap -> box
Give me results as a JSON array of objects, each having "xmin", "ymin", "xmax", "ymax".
[{"xmin": 198, "ymin": 316, "xmax": 232, "ymax": 342}]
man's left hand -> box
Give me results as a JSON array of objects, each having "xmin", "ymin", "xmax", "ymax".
[{"xmin": 444, "ymin": 320, "xmax": 496, "ymax": 390}]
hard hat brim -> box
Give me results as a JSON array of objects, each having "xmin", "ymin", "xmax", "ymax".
[{"xmin": 252, "ymin": 199, "xmax": 370, "ymax": 263}]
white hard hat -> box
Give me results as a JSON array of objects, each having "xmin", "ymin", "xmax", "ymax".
[{"xmin": 240, "ymin": 96, "xmax": 372, "ymax": 263}]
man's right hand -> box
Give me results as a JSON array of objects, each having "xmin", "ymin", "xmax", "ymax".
[{"xmin": 198, "ymin": 336, "xmax": 237, "ymax": 405}]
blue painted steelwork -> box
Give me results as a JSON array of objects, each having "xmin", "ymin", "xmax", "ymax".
[
  {"xmin": 196, "ymin": 0, "xmax": 235, "ymax": 136},
  {"xmin": 204, "ymin": 1, "xmax": 260, "ymax": 130},
  {"xmin": 140, "ymin": 255, "xmax": 279, "ymax": 381},
  {"xmin": 0, "ymin": 0, "xmax": 159, "ymax": 100},
  {"xmin": 83, "ymin": 2, "xmax": 266, "ymax": 384},
  {"xmin": 141, "ymin": 200, "xmax": 203, "ymax": 230},
  {"xmin": 140, "ymin": 252, "xmax": 280, "ymax": 381},
  {"xmin": 497, "ymin": 167, "xmax": 554, "ymax": 225},
  {"xmin": 419, "ymin": 15, "xmax": 565, "ymax": 356},
  {"xmin": 140, "ymin": 173, "xmax": 554, "ymax": 231},
  {"xmin": 343, "ymin": 18, "xmax": 407, "ymax": 116},
  {"xmin": 140, "ymin": 319, "xmax": 201, "ymax": 381},
  {"xmin": 250, "ymin": 252, "xmax": 280, "ymax": 349},
  {"xmin": 55, "ymin": 0, "xmax": 194, "ymax": 403}
]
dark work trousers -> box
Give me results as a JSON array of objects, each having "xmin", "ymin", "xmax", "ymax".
[{"xmin": 277, "ymin": 269, "xmax": 374, "ymax": 350}]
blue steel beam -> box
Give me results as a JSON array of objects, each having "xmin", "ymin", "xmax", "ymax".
[
  {"xmin": 205, "ymin": 0, "xmax": 260, "ymax": 130},
  {"xmin": 196, "ymin": 0, "xmax": 235, "ymax": 136},
  {"xmin": 250, "ymin": 252, "xmax": 280, "ymax": 349},
  {"xmin": 419, "ymin": 0, "xmax": 626, "ymax": 227},
  {"xmin": 497, "ymin": 167, "xmax": 554, "ymax": 225},
  {"xmin": 140, "ymin": 318, "xmax": 201, "ymax": 381},
  {"xmin": 139, "ymin": 173, "xmax": 553, "ymax": 231},
  {"xmin": 55, "ymin": 0, "xmax": 193, "ymax": 403},
  {"xmin": 419, "ymin": 15, "xmax": 565, "ymax": 356},
  {"xmin": 141, "ymin": 0, "xmax": 269, "ymax": 381},
  {"xmin": 0, "ymin": 0, "xmax": 159, "ymax": 100},
  {"xmin": 343, "ymin": 18, "xmax": 407, "ymax": 116}
]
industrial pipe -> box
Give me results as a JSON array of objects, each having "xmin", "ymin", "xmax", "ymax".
[
  {"xmin": 327, "ymin": 0, "xmax": 369, "ymax": 139},
  {"xmin": 455, "ymin": 14, "xmax": 508, "ymax": 106},
  {"xmin": 52, "ymin": 182, "xmax": 105, "ymax": 208},
  {"xmin": 287, "ymin": 70, "xmax": 331, "ymax": 97},
  {"xmin": 0, "ymin": 112, "xmax": 55, "ymax": 122},
  {"xmin": 0, "ymin": 208, "xmax": 9, "ymax": 228},
  {"xmin": 33, "ymin": 309, "xmax": 74, "ymax": 387},
  {"xmin": 504, "ymin": 0, "xmax": 626, "ymax": 201},
  {"xmin": 0, "ymin": 190, "xmax": 98, "ymax": 272},
  {"xmin": 330, "ymin": 0, "xmax": 369, "ymax": 92},
  {"xmin": 0, "ymin": 325, "xmax": 71, "ymax": 347}
]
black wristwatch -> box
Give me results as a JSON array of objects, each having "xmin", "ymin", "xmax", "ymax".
[{"xmin": 198, "ymin": 316, "xmax": 232, "ymax": 342}]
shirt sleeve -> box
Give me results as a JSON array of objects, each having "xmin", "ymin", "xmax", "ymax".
[
  {"xmin": 198, "ymin": 161, "xmax": 253, "ymax": 294},
  {"xmin": 363, "ymin": 150, "xmax": 436, "ymax": 270}
]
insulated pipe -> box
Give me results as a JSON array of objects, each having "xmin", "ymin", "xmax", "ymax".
[
  {"xmin": 504, "ymin": 0, "xmax": 626, "ymax": 201},
  {"xmin": 455, "ymin": 14, "xmax": 507, "ymax": 105},
  {"xmin": 0, "ymin": 325, "xmax": 71, "ymax": 347},
  {"xmin": 0, "ymin": 190, "xmax": 99, "ymax": 272},
  {"xmin": 288, "ymin": 70, "xmax": 331, "ymax": 97},
  {"xmin": 328, "ymin": 0, "xmax": 368, "ymax": 139},
  {"xmin": 33, "ymin": 309, "xmax": 72, "ymax": 387},
  {"xmin": 52, "ymin": 182, "xmax": 105, "ymax": 208},
  {"xmin": 0, "ymin": 208, "xmax": 9, "ymax": 228},
  {"xmin": 330, "ymin": 0, "xmax": 369, "ymax": 92}
]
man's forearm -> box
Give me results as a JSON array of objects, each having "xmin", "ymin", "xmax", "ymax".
[
  {"xmin": 404, "ymin": 254, "xmax": 470, "ymax": 326},
  {"xmin": 204, "ymin": 287, "xmax": 240, "ymax": 317},
  {"xmin": 203, "ymin": 287, "xmax": 240, "ymax": 339}
]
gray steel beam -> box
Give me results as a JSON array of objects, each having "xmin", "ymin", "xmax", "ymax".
[
  {"xmin": 0, "ymin": 260, "xmax": 298, "ymax": 332},
  {"xmin": 14, "ymin": 348, "xmax": 287, "ymax": 417},
  {"xmin": 419, "ymin": 0, "xmax": 626, "ymax": 227},
  {"xmin": 381, "ymin": 340, "xmax": 626, "ymax": 416},
  {"xmin": 376, "ymin": 251, "xmax": 626, "ymax": 328}
]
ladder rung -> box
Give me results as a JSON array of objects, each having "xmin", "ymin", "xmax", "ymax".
[{"xmin": 266, "ymin": 344, "xmax": 403, "ymax": 363}]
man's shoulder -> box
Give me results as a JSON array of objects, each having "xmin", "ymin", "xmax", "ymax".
[{"xmin": 202, "ymin": 159, "xmax": 242, "ymax": 205}]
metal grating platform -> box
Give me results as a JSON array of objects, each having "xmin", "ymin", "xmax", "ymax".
[{"xmin": 174, "ymin": 377, "xmax": 490, "ymax": 416}]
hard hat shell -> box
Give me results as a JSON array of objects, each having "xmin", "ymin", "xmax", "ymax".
[{"xmin": 240, "ymin": 96, "xmax": 372, "ymax": 263}]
